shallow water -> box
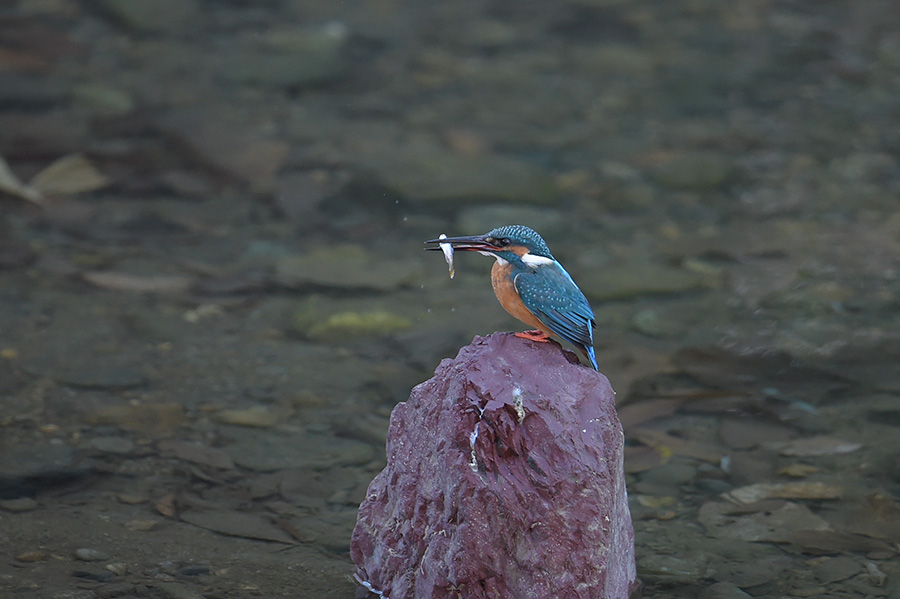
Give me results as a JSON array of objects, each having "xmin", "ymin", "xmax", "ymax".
[{"xmin": 1, "ymin": 0, "xmax": 899, "ymax": 597}]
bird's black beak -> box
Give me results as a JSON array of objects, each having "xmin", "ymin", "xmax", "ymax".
[{"xmin": 424, "ymin": 234, "xmax": 498, "ymax": 252}]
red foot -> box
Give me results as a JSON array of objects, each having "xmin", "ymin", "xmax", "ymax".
[{"xmin": 514, "ymin": 329, "xmax": 551, "ymax": 343}]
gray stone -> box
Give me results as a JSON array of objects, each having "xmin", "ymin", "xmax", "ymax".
[
  {"xmin": 0, "ymin": 443, "xmax": 86, "ymax": 499},
  {"xmin": 640, "ymin": 461, "xmax": 698, "ymax": 486},
  {"xmin": 0, "ymin": 497, "xmax": 39, "ymax": 512},
  {"xmin": 221, "ymin": 24, "xmax": 349, "ymax": 89},
  {"xmin": 75, "ymin": 548, "xmax": 109, "ymax": 562},
  {"xmin": 700, "ymin": 582, "xmax": 753, "ymax": 599},
  {"xmin": 89, "ymin": 436, "xmax": 135, "ymax": 454},
  {"xmin": 60, "ymin": 365, "xmax": 149, "ymax": 390},
  {"xmin": 223, "ymin": 428, "xmax": 374, "ymax": 472},
  {"xmin": 0, "ymin": 443, "xmax": 74, "ymax": 479}
]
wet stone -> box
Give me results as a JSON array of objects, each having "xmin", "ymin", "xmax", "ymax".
[
  {"xmin": 116, "ymin": 493, "xmax": 146, "ymax": 505},
  {"xmin": 694, "ymin": 478, "xmax": 732, "ymax": 495},
  {"xmin": 699, "ymin": 582, "xmax": 753, "ymax": 599},
  {"xmin": 215, "ymin": 405, "xmax": 279, "ymax": 428},
  {"xmin": 75, "ymin": 547, "xmax": 109, "ymax": 562},
  {"xmin": 180, "ymin": 508, "xmax": 296, "ymax": 544},
  {"xmin": 73, "ymin": 568, "xmax": 115, "ymax": 582},
  {"xmin": 51, "ymin": 364, "xmax": 148, "ymax": 390},
  {"xmin": 631, "ymin": 479, "xmax": 680, "ymax": 497},
  {"xmin": 153, "ymin": 581, "xmax": 207, "ymax": 599},
  {"xmin": 720, "ymin": 417, "xmax": 794, "ymax": 450},
  {"xmin": 16, "ymin": 550, "xmax": 49, "ymax": 562},
  {"xmin": 813, "ymin": 556, "xmax": 861, "ymax": 584},
  {"xmin": 179, "ymin": 565, "xmax": 210, "ymax": 576},
  {"xmin": 712, "ymin": 555, "xmax": 791, "ymax": 588},
  {"xmin": 221, "ymin": 24, "xmax": 349, "ymax": 89},
  {"xmin": 157, "ymin": 440, "xmax": 235, "ymax": 470},
  {"xmin": 124, "ymin": 519, "xmax": 160, "ymax": 531},
  {"xmin": 87, "ymin": 403, "xmax": 186, "ymax": 435},
  {"xmin": 223, "ymin": 428, "xmax": 374, "ymax": 472},
  {"xmin": 699, "ymin": 501, "xmax": 830, "ymax": 543},
  {"xmin": 89, "ymin": 436, "xmax": 135, "ymax": 454},
  {"xmin": 95, "ymin": 582, "xmax": 135, "ymax": 599},
  {"xmin": 0, "ymin": 443, "xmax": 79, "ymax": 498},
  {"xmin": 639, "ymin": 554, "xmax": 706, "ymax": 583},
  {"xmin": 639, "ymin": 461, "xmax": 698, "ymax": 486},
  {"xmin": 0, "ymin": 497, "xmax": 39, "ymax": 512}
]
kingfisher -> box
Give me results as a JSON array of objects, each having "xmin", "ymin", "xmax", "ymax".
[{"xmin": 425, "ymin": 225, "xmax": 598, "ymax": 370}]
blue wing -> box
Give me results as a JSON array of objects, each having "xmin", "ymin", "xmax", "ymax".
[{"xmin": 513, "ymin": 263, "xmax": 597, "ymax": 368}]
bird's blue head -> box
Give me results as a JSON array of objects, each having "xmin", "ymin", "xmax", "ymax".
[{"xmin": 425, "ymin": 224, "xmax": 556, "ymax": 267}]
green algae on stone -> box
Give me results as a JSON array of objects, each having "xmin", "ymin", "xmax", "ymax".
[
  {"xmin": 290, "ymin": 295, "xmax": 412, "ymax": 341},
  {"xmin": 307, "ymin": 310, "xmax": 411, "ymax": 341},
  {"xmin": 216, "ymin": 405, "xmax": 280, "ymax": 428}
]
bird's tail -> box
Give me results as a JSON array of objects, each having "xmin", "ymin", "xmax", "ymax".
[{"xmin": 582, "ymin": 344, "xmax": 599, "ymax": 371}]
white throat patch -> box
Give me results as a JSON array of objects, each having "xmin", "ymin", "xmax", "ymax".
[{"xmin": 481, "ymin": 251, "xmax": 508, "ymax": 266}]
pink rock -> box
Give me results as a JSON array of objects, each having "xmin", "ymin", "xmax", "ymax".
[{"xmin": 351, "ymin": 333, "xmax": 637, "ymax": 599}]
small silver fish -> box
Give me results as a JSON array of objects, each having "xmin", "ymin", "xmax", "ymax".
[{"xmin": 439, "ymin": 233, "xmax": 455, "ymax": 279}]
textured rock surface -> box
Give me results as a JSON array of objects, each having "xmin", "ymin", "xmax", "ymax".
[{"xmin": 351, "ymin": 333, "xmax": 637, "ymax": 599}]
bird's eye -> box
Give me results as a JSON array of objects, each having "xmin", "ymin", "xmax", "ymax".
[{"xmin": 497, "ymin": 238, "xmax": 511, "ymax": 247}]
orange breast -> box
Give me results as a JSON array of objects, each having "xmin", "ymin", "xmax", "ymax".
[{"xmin": 490, "ymin": 261, "xmax": 549, "ymax": 333}]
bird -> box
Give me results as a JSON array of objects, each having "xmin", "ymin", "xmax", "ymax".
[{"xmin": 425, "ymin": 224, "xmax": 598, "ymax": 370}]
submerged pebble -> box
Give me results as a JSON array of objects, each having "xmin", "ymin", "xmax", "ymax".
[{"xmin": 74, "ymin": 548, "xmax": 109, "ymax": 562}]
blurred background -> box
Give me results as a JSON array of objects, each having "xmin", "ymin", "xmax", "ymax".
[{"xmin": 1, "ymin": 0, "xmax": 899, "ymax": 597}]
